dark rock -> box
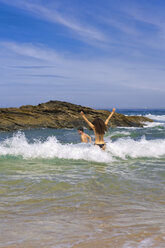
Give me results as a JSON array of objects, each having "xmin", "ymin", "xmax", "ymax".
[{"xmin": 0, "ymin": 100, "xmax": 153, "ymax": 131}]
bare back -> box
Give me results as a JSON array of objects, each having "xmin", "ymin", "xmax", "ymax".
[
  {"xmin": 93, "ymin": 128, "xmax": 105, "ymax": 144},
  {"xmin": 80, "ymin": 108, "xmax": 115, "ymax": 149}
]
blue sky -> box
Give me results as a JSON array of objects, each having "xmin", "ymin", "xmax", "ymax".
[{"xmin": 0, "ymin": 0, "xmax": 165, "ymax": 108}]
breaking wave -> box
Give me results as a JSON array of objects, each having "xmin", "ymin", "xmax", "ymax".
[
  {"xmin": 145, "ymin": 114, "xmax": 165, "ymax": 122},
  {"xmin": 0, "ymin": 132, "xmax": 165, "ymax": 162}
]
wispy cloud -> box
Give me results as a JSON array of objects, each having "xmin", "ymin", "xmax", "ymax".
[
  {"xmin": 0, "ymin": 41, "xmax": 61, "ymax": 62},
  {"xmin": 0, "ymin": 40, "xmax": 165, "ymax": 108},
  {"xmin": 26, "ymin": 74, "xmax": 68, "ymax": 79},
  {"xmin": 97, "ymin": 1, "xmax": 165, "ymax": 52},
  {"xmin": 1, "ymin": 40, "xmax": 165, "ymax": 91},
  {"xmin": 0, "ymin": 0, "xmax": 106, "ymax": 44},
  {"xmin": 120, "ymin": 1, "xmax": 165, "ymax": 44},
  {"xmin": 104, "ymin": 18, "xmax": 139, "ymax": 36},
  {"xmin": 0, "ymin": 0, "xmax": 165, "ymax": 108},
  {"xmin": 11, "ymin": 65, "xmax": 56, "ymax": 69}
]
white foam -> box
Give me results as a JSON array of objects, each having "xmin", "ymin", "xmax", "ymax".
[
  {"xmin": 109, "ymin": 131, "xmax": 130, "ymax": 137},
  {"xmin": 0, "ymin": 132, "xmax": 165, "ymax": 162},
  {"xmin": 0, "ymin": 132, "xmax": 113, "ymax": 163},
  {"xmin": 145, "ymin": 114, "xmax": 165, "ymax": 122},
  {"xmin": 144, "ymin": 121, "xmax": 165, "ymax": 128},
  {"xmin": 107, "ymin": 136, "xmax": 165, "ymax": 159}
]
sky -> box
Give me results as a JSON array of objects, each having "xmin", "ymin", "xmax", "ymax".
[{"xmin": 0, "ymin": 0, "xmax": 165, "ymax": 109}]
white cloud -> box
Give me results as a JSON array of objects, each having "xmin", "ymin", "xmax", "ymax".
[
  {"xmin": 120, "ymin": 1, "xmax": 165, "ymax": 44},
  {"xmin": 0, "ymin": 0, "xmax": 106, "ymax": 43},
  {"xmin": 0, "ymin": 0, "xmax": 165, "ymax": 107},
  {"xmin": 104, "ymin": 18, "xmax": 139, "ymax": 36},
  {"xmin": 97, "ymin": 1, "xmax": 165, "ymax": 52},
  {"xmin": 0, "ymin": 42, "xmax": 62, "ymax": 62},
  {"xmin": 0, "ymin": 41, "xmax": 165, "ymax": 108},
  {"xmin": 1, "ymin": 41, "xmax": 165, "ymax": 93}
]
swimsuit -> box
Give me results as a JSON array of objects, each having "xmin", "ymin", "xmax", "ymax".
[{"xmin": 95, "ymin": 144, "xmax": 105, "ymax": 149}]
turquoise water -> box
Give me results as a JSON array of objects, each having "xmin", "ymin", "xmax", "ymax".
[{"xmin": 0, "ymin": 110, "xmax": 165, "ymax": 248}]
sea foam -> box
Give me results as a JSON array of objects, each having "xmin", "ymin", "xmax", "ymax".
[
  {"xmin": 145, "ymin": 114, "xmax": 165, "ymax": 122},
  {"xmin": 106, "ymin": 136, "xmax": 165, "ymax": 159},
  {"xmin": 0, "ymin": 132, "xmax": 112, "ymax": 163},
  {"xmin": 0, "ymin": 132, "xmax": 165, "ymax": 162}
]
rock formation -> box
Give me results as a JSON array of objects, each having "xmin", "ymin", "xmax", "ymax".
[{"xmin": 0, "ymin": 101, "xmax": 153, "ymax": 131}]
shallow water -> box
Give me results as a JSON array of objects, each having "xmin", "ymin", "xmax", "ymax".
[{"xmin": 0, "ymin": 110, "xmax": 165, "ymax": 248}]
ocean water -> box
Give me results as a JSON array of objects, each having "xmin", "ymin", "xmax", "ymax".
[{"xmin": 0, "ymin": 109, "xmax": 165, "ymax": 248}]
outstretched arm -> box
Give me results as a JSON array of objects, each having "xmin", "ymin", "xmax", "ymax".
[
  {"xmin": 105, "ymin": 108, "xmax": 115, "ymax": 126},
  {"xmin": 80, "ymin": 111, "xmax": 94, "ymax": 130}
]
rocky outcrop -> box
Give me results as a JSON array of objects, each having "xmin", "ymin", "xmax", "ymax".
[{"xmin": 0, "ymin": 100, "xmax": 153, "ymax": 131}]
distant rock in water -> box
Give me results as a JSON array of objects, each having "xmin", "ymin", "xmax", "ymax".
[{"xmin": 0, "ymin": 100, "xmax": 153, "ymax": 131}]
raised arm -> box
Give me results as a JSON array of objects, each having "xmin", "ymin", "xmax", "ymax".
[
  {"xmin": 105, "ymin": 108, "xmax": 115, "ymax": 126},
  {"xmin": 80, "ymin": 111, "xmax": 94, "ymax": 130}
]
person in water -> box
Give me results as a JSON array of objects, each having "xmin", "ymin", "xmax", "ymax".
[
  {"xmin": 80, "ymin": 108, "xmax": 115, "ymax": 150},
  {"xmin": 77, "ymin": 127, "xmax": 92, "ymax": 143}
]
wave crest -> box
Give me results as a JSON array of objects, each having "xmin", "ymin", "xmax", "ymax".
[
  {"xmin": 0, "ymin": 132, "xmax": 165, "ymax": 162},
  {"xmin": 145, "ymin": 114, "xmax": 165, "ymax": 122}
]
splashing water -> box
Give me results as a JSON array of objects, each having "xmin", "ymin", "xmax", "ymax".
[
  {"xmin": 0, "ymin": 132, "xmax": 165, "ymax": 162},
  {"xmin": 0, "ymin": 109, "xmax": 165, "ymax": 248}
]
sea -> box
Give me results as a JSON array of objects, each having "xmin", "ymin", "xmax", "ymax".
[{"xmin": 0, "ymin": 109, "xmax": 165, "ymax": 248}]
